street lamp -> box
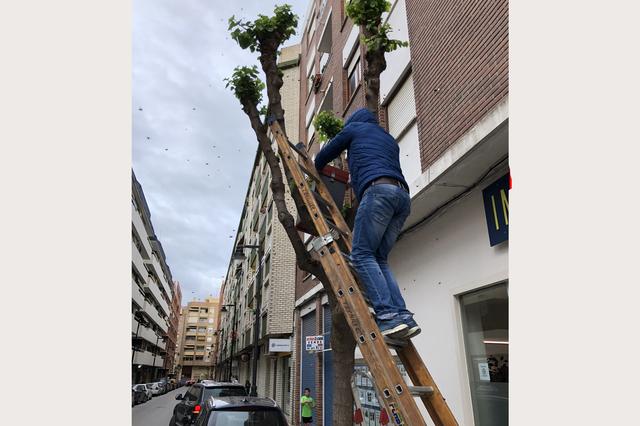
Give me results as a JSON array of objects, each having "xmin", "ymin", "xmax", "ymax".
[
  {"xmin": 221, "ymin": 303, "xmax": 237, "ymax": 382},
  {"xmin": 233, "ymin": 244, "xmax": 263, "ymax": 397}
]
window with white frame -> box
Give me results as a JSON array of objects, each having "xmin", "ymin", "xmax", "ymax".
[{"xmin": 347, "ymin": 54, "xmax": 361, "ymax": 100}]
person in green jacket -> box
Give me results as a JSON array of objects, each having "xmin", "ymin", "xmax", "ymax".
[{"xmin": 300, "ymin": 387, "xmax": 315, "ymax": 424}]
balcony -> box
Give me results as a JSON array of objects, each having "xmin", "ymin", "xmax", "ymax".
[
  {"xmin": 145, "ymin": 255, "xmax": 172, "ymax": 300},
  {"xmin": 132, "ymin": 242, "xmax": 146, "ymax": 278},
  {"xmin": 132, "ymin": 350, "xmax": 164, "ymax": 367},
  {"xmin": 143, "ymin": 279, "xmax": 170, "ymax": 318},
  {"xmin": 181, "ymin": 359, "xmax": 214, "ymax": 367},
  {"xmin": 143, "ymin": 303, "xmax": 168, "ymax": 334},
  {"xmin": 132, "ymin": 282, "xmax": 146, "ymax": 309},
  {"xmin": 133, "ymin": 320, "xmax": 163, "ymax": 347},
  {"xmin": 132, "ymin": 204, "xmax": 152, "ymax": 259}
]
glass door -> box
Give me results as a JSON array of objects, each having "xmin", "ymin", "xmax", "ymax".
[{"xmin": 460, "ymin": 282, "xmax": 509, "ymax": 426}]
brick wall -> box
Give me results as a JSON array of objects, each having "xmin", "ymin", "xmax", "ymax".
[{"xmin": 405, "ymin": 0, "xmax": 508, "ymax": 170}]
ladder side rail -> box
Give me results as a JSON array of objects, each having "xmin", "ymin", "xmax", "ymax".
[
  {"xmin": 316, "ymin": 243, "xmax": 427, "ymax": 426},
  {"xmin": 271, "ymin": 122, "xmax": 353, "ymax": 251},
  {"xmin": 397, "ymin": 342, "xmax": 459, "ymax": 426},
  {"xmin": 270, "ymin": 123, "xmax": 426, "ymax": 425}
]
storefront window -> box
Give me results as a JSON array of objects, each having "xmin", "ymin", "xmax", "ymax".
[{"xmin": 460, "ymin": 282, "xmax": 508, "ymax": 426}]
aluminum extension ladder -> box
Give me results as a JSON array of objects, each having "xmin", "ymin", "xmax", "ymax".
[{"xmin": 269, "ymin": 121, "xmax": 458, "ymax": 426}]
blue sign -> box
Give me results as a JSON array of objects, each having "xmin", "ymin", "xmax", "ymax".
[{"xmin": 482, "ymin": 173, "xmax": 509, "ymax": 246}]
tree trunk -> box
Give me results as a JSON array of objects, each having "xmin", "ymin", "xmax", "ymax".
[
  {"xmin": 240, "ymin": 38, "xmax": 361, "ymax": 426},
  {"xmin": 327, "ymin": 290, "xmax": 357, "ymax": 426},
  {"xmin": 362, "ymin": 27, "xmax": 387, "ymax": 114}
]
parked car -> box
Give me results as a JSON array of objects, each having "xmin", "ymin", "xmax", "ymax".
[
  {"xmin": 133, "ymin": 384, "xmax": 152, "ymax": 402},
  {"xmin": 193, "ymin": 396, "xmax": 288, "ymax": 426},
  {"xmin": 169, "ymin": 382, "xmax": 248, "ymax": 426},
  {"xmin": 159, "ymin": 377, "xmax": 173, "ymax": 392},
  {"xmin": 148, "ymin": 382, "xmax": 164, "ymax": 396},
  {"xmin": 132, "ymin": 385, "xmax": 148, "ymax": 405}
]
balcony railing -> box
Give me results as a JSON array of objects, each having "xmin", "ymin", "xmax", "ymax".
[
  {"xmin": 132, "ymin": 204, "xmax": 152, "ymax": 259},
  {"xmin": 132, "ymin": 282, "xmax": 146, "ymax": 309},
  {"xmin": 143, "ymin": 279, "xmax": 170, "ymax": 318},
  {"xmin": 132, "ymin": 350, "xmax": 164, "ymax": 367},
  {"xmin": 132, "ymin": 242, "xmax": 147, "ymax": 279},
  {"xmin": 143, "ymin": 304, "xmax": 168, "ymax": 334}
]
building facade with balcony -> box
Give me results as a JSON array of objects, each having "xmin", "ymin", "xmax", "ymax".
[
  {"xmin": 132, "ymin": 171, "xmax": 177, "ymax": 384},
  {"xmin": 293, "ymin": 1, "xmax": 508, "ymax": 425},
  {"xmin": 177, "ymin": 297, "xmax": 220, "ymax": 380},
  {"xmin": 164, "ymin": 280, "xmax": 182, "ymax": 377},
  {"xmin": 216, "ymin": 43, "xmax": 300, "ymax": 422}
]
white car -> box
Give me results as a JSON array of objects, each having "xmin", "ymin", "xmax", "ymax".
[
  {"xmin": 148, "ymin": 382, "xmax": 163, "ymax": 396},
  {"xmin": 133, "ymin": 383, "xmax": 152, "ymax": 401}
]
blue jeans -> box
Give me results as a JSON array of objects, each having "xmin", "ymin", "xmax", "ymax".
[{"xmin": 351, "ymin": 183, "xmax": 412, "ymax": 322}]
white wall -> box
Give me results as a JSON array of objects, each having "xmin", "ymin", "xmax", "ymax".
[
  {"xmin": 380, "ymin": 0, "xmax": 411, "ymax": 104},
  {"xmin": 389, "ymin": 186, "xmax": 508, "ymax": 425},
  {"xmin": 397, "ymin": 122, "xmax": 421, "ymax": 186}
]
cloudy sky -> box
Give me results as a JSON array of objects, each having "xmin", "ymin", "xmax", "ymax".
[{"xmin": 133, "ymin": 0, "xmax": 310, "ymax": 304}]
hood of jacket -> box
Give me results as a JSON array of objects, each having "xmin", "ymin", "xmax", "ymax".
[{"xmin": 345, "ymin": 108, "xmax": 378, "ymax": 125}]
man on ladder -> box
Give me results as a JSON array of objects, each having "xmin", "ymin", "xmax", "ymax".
[{"xmin": 314, "ymin": 107, "xmax": 420, "ymax": 339}]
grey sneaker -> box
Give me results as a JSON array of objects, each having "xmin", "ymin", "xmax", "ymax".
[
  {"xmin": 399, "ymin": 318, "xmax": 421, "ymax": 339},
  {"xmin": 378, "ymin": 318, "xmax": 409, "ymax": 337}
]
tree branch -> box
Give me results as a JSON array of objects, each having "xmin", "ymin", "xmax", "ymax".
[{"xmin": 238, "ymin": 97, "xmax": 324, "ymax": 279}]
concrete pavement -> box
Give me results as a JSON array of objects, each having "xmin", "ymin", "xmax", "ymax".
[{"xmin": 132, "ymin": 386, "xmax": 186, "ymax": 426}]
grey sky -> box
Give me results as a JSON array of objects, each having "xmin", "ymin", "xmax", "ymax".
[{"xmin": 133, "ymin": 0, "xmax": 309, "ymax": 303}]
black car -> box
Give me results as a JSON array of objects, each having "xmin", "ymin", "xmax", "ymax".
[
  {"xmin": 132, "ymin": 384, "xmax": 150, "ymax": 405},
  {"xmin": 193, "ymin": 396, "xmax": 288, "ymax": 426},
  {"xmin": 169, "ymin": 382, "xmax": 248, "ymax": 426}
]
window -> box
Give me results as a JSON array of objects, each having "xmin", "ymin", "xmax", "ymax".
[
  {"xmin": 186, "ymin": 386, "xmax": 201, "ymax": 401},
  {"xmin": 460, "ymin": 283, "xmax": 509, "ymax": 426},
  {"xmin": 263, "ymin": 254, "xmax": 271, "ymax": 279},
  {"xmin": 347, "ymin": 56, "xmax": 361, "ymax": 100},
  {"xmin": 305, "ymin": 6, "xmax": 317, "ymax": 47},
  {"xmin": 260, "ymin": 313, "xmax": 268, "ymax": 338}
]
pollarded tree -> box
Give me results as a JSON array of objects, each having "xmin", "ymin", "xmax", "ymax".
[{"xmin": 225, "ymin": 3, "xmax": 408, "ymax": 425}]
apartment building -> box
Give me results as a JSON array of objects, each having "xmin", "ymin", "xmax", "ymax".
[
  {"xmin": 177, "ymin": 297, "xmax": 220, "ymax": 380},
  {"xmin": 216, "ymin": 44, "xmax": 300, "ymax": 421},
  {"xmin": 174, "ymin": 306, "xmax": 184, "ymax": 379},
  {"xmin": 164, "ymin": 280, "xmax": 182, "ymax": 376},
  {"xmin": 132, "ymin": 170, "xmax": 176, "ymax": 384},
  {"xmin": 292, "ymin": 1, "xmax": 508, "ymax": 425},
  {"xmin": 210, "ymin": 284, "xmax": 225, "ymax": 379}
]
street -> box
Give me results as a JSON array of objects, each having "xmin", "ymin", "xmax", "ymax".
[{"xmin": 132, "ymin": 386, "xmax": 185, "ymax": 426}]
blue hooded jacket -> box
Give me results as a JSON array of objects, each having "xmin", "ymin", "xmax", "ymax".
[{"xmin": 314, "ymin": 108, "xmax": 408, "ymax": 201}]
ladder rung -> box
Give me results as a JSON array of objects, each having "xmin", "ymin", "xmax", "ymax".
[
  {"xmin": 409, "ymin": 386, "xmax": 434, "ymax": 397},
  {"xmin": 325, "ymin": 217, "xmax": 350, "ymax": 238},
  {"xmin": 384, "ymin": 336, "xmax": 409, "ymax": 349},
  {"xmin": 312, "ymin": 190, "xmax": 333, "ymax": 211},
  {"xmin": 299, "ymin": 163, "xmax": 321, "ymax": 182},
  {"xmin": 287, "ymin": 140, "xmax": 309, "ymax": 159}
]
